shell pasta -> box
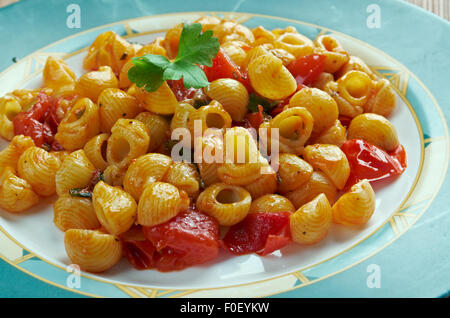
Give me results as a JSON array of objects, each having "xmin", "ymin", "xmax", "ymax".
[{"xmin": 0, "ymin": 16, "xmax": 407, "ymax": 274}]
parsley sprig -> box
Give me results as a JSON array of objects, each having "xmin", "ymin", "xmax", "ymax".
[
  {"xmin": 128, "ymin": 23, "xmax": 220, "ymax": 92},
  {"xmin": 248, "ymin": 93, "xmax": 281, "ymax": 113}
]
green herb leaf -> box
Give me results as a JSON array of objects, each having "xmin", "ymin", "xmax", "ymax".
[
  {"xmin": 248, "ymin": 93, "xmax": 281, "ymax": 113},
  {"xmin": 128, "ymin": 23, "xmax": 219, "ymax": 92}
]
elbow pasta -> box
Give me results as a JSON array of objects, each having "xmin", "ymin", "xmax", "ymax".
[
  {"xmin": 54, "ymin": 194, "xmax": 101, "ymax": 231},
  {"xmin": 332, "ymin": 179, "xmax": 376, "ymax": 225},
  {"xmin": 196, "ymin": 183, "xmax": 251, "ymax": 226},
  {"xmin": 303, "ymin": 144, "xmax": 350, "ymax": 190},
  {"xmin": 347, "ymin": 113, "xmax": 399, "ymax": 151},
  {"xmin": 64, "ymin": 229, "xmax": 123, "ymax": 273},
  {"xmin": 106, "ymin": 118, "xmax": 150, "ymax": 168},
  {"xmin": 0, "ymin": 166, "xmax": 39, "ymax": 213},
  {"xmin": 290, "ymin": 193, "xmax": 332, "ymax": 245},
  {"xmin": 83, "ymin": 133, "xmax": 109, "ymax": 171},
  {"xmin": 0, "ymin": 135, "xmax": 35, "ymax": 175},
  {"xmin": 248, "ymin": 53, "xmax": 297, "ymax": 100},
  {"xmin": 55, "ymin": 97, "xmax": 100, "ymax": 151},
  {"xmin": 92, "ymin": 181, "xmax": 137, "ymax": 235},
  {"xmin": 0, "ymin": 17, "xmax": 407, "ymax": 273},
  {"xmin": 314, "ymin": 35, "xmax": 349, "ymax": 74},
  {"xmin": 17, "ymin": 146, "xmax": 61, "ymax": 197},
  {"xmin": 98, "ymin": 88, "xmax": 141, "ymax": 133},
  {"xmin": 75, "ymin": 66, "xmax": 119, "ymax": 102},
  {"xmin": 137, "ymin": 181, "xmax": 190, "ymax": 226},
  {"xmin": 0, "ymin": 96, "xmax": 22, "ymax": 141},
  {"xmin": 43, "ymin": 56, "xmax": 77, "ymax": 96},
  {"xmin": 205, "ymin": 79, "xmax": 249, "ymax": 122},
  {"xmin": 55, "ymin": 150, "xmax": 96, "ymax": 196}
]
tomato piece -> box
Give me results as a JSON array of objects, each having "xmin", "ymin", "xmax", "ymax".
[
  {"xmin": 287, "ymin": 54, "xmax": 326, "ymax": 86},
  {"xmin": 202, "ymin": 48, "xmax": 252, "ymax": 92},
  {"xmin": 222, "ymin": 212, "xmax": 292, "ymax": 256},
  {"xmin": 123, "ymin": 240, "xmax": 156, "ymax": 270},
  {"xmin": 246, "ymin": 105, "xmax": 264, "ymax": 129},
  {"xmin": 142, "ymin": 208, "xmax": 220, "ymax": 272},
  {"xmin": 12, "ymin": 91, "xmax": 57, "ymax": 148},
  {"xmin": 341, "ymin": 139, "xmax": 407, "ymax": 188}
]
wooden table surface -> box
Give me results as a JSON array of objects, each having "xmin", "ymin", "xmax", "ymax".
[{"xmin": 0, "ymin": 0, "xmax": 449, "ymax": 21}]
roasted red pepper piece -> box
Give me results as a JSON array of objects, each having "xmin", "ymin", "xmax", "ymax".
[
  {"xmin": 222, "ymin": 212, "xmax": 292, "ymax": 256},
  {"xmin": 341, "ymin": 139, "xmax": 407, "ymax": 188},
  {"xmin": 287, "ymin": 54, "xmax": 327, "ymax": 86}
]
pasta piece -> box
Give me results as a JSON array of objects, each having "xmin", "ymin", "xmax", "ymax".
[
  {"xmin": 272, "ymin": 26, "xmax": 299, "ymax": 37},
  {"xmin": 303, "ymin": 144, "xmax": 350, "ymax": 190},
  {"xmin": 163, "ymin": 162, "xmax": 201, "ymax": 199},
  {"xmin": 0, "ymin": 96, "xmax": 23, "ymax": 141},
  {"xmin": 106, "ymin": 118, "xmax": 150, "ymax": 169},
  {"xmin": 205, "ymin": 79, "xmax": 249, "ymax": 122},
  {"xmin": 274, "ymin": 32, "xmax": 314, "ymax": 58},
  {"xmin": 55, "ymin": 97, "xmax": 100, "ymax": 151},
  {"xmin": 219, "ymin": 127, "xmax": 267, "ymax": 186},
  {"xmin": 196, "ymin": 134, "xmax": 224, "ymax": 187},
  {"xmin": 212, "ymin": 20, "xmax": 255, "ymax": 44},
  {"xmin": 288, "ymin": 87, "xmax": 338, "ymax": 135},
  {"xmin": 64, "ymin": 229, "xmax": 122, "ymax": 273},
  {"xmin": 244, "ymin": 166, "xmax": 278, "ymax": 199},
  {"xmin": 364, "ymin": 78, "xmax": 396, "ymax": 117},
  {"xmin": 135, "ymin": 112, "xmax": 170, "ymax": 152},
  {"xmin": 290, "ymin": 193, "xmax": 332, "ymax": 245},
  {"xmin": 0, "ymin": 135, "xmax": 35, "ymax": 174},
  {"xmin": 51, "ymin": 150, "xmax": 70, "ymax": 164},
  {"xmin": 265, "ymin": 107, "xmax": 314, "ymax": 155},
  {"xmin": 98, "ymin": 88, "xmax": 141, "ymax": 133},
  {"xmin": 187, "ymin": 100, "xmax": 232, "ymax": 137},
  {"xmin": 137, "ymin": 182, "xmax": 189, "ymax": 226},
  {"xmin": 277, "ymin": 153, "xmax": 313, "ymax": 194},
  {"xmin": 83, "ymin": 133, "xmax": 109, "ymax": 171},
  {"xmin": 194, "ymin": 15, "xmax": 221, "ymax": 32},
  {"xmin": 92, "ymin": 181, "xmax": 137, "ymax": 235},
  {"xmin": 56, "ymin": 150, "xmax": 96, "ymax": 196},
  {"xmin": 75, "ymin": 66, "xmax": 118, "ymax": 102},
  {"xmin": 17, "ymin": 147, "xmax": 61, "ymax": 197},
  {"xmin": 0, "ymin": 167, "xmax": 39, "ymax": 213},
  {"xmin": 335, "ymin": 55, "xmax": 377, "ymax": 80},
  {"xmin": 252, "ymin": 26, "xmax": 276, "ymax": 46},
  {"xmin": 285, "ymin": 171, "xmax": 338, "ymax": 209},
  {"xmin": 314, "ymin": 35, "xmax": 349, "ymax": 73},
  {"xmin": 332, "ymin": 179, "xmax": 376, "ymax": 225},
  {"xmin": 347, "ymin": 113, "xmax": 399, "ymax": 151},
  {"xmin": 249, "ymin": 194, "xmax": 295, "ymax": 214},
  {"xmin": 310, "ymin": 119, "xmax": 347, "ymax": 147},
  {"xmin": 242, "ymin": 45, "xmax": 270, "ymax": 69},
  {"xmin": 135, "ymin": 81, "xmax": 178, "ymax": 115},
  {"xmin": 42, "ymin": 56, "xmax": 77, "ymax": 96},
  {"xmin": 324, "ymin": 71, "xmax": 374, "ymax": 118},
  {"xmin": 83, "ymin": 31, "xmax": 138, "ymax": 74},
  {"xmin": 103, "ymin": 164, "xmax": 127, "ymax": 187},
  {"xmin": 170, "ymin": 102, "xmax": 196, "ymax": 132},
  {"xmin": 163, "ymin": 23, "xmax": 183, "ymax": 59},
  {"xmin": 196, "ymin": 183, "xmax": 251, "ymax": 226},
  {"xmin": 123, "ymin": 153, "xmax": 173, "ymax": 200},
  {"xmin": 312, "ymin": 72, "xmax": 334, "ymax": 91},
  {"xmin": 269, "ymin": 48, "xmax": 296, "ymax": 66},
  {"xmin": 221, "ymin": 41, "xmax": 249, "ymax": 67},
  {"xmin": 54, "ymin": 194, "xmax": 100, "ymax": 231},
  {"xmin": 248, "ymin": 53, "xmax": 297, "ymax": 100}
]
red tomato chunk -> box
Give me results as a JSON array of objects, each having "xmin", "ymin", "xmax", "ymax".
[
  {"xmin": 287, "ymin": 54, "xmax": 326, "ymax": 86},
  {"xmin": 223, "ymin": 212, "xmax": 292, "ymax": 256},
  {"xmin": 124, "ymin": 208, "xmax": 220, "ymax": 272},
  {"xmin": 341, "ymin": 139, "xmax": 407, "ymax": 188}
]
